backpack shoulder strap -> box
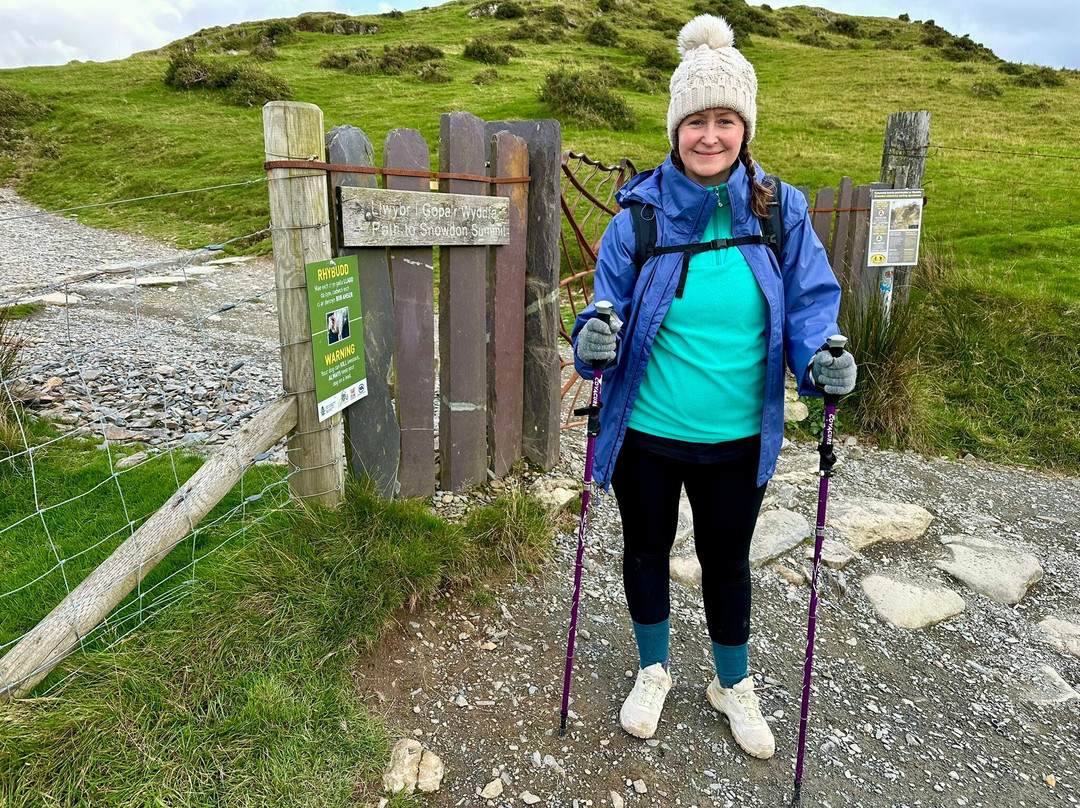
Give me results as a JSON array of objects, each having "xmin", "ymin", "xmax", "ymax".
[
  {"xmin": 625, "ymin": 201, "xmax": 657, "ymax": 274},
  {"xmin": 760, "ymin": 173, "xmax": 785, "ymax": 264}
]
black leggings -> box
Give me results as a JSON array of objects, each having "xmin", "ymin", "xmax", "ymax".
[{"xmin": 611, "ymin": 437, "xmax": 767, "ymax": 646}]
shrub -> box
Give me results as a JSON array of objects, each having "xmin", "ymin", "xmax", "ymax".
[
  {"xmin": 542, "ymin": 5, "xmax": 569, "ymax": 26},
  {"xmin": 970, "ymin": 81, "xmax": 1002, "ymax": 98},
  {"xmin": 383, "ymin": 9, "xmax": 405, "ymax": 18},
  {"xmin": 942, "ymin": 34, "xmax": 997, "ymax": 62},
  {"xmin": 898, "ymin": 13, "xmax": 910, "ymax": 21},
  {"xmin": 689, "ymin": 1, "xmax": 779, "ymax": 37},
  {"xmin": 226, "ymin": 64, "xmax": 291, "ymax": 106},
  {"xmin": 997, "ymin": 62, "xmax": 1024, "ymax": 75},
  {"xmin": 262, "ymin": 20, "xmax": 296, "ymax": 45},
  {"xmin": 583, "ymin": 20, "xmax": 619, "ymax": 46},
  {"xmin": 494, "ymin": 1, "xmax": 526, "ymax": 18},
  {"xmin": 163, "ymin": 52, "xmax": 289, "ymax": 104},
  {"xmin": 632, "ymin": 68, "xmax": 666, "ymax": 93},
  {"xmin": 509, "ymin": 21, "xmax": 564, "ymax": 42},
  {"xmin": 640, "ymin": 43, "xmax": 679, "ymax": 70},
  {"xmin": 796, "ymin": 31, "xmax": 834, "ymax": 49},
  {"xmin": 1015, "ymin": 66, "xmax": 1066, "ymax": 87},
  {"xmin": 827, "ymin": 17, "xmax": 860, "ymax": 37},
  {"xmin": 463, "ymin": 39, "xmax": 512, "ymax": 64},
  {"xmin": 472, "ymin": 67, "xmax": 500, "ymax": 85},
  {"xmin": 872, "ymin": 27, "xmax": 893, "ymax": 39},
  {"xmin": 539, "ymin": 68, "xmax": 636, "ymax": 129},
  {"xmin": 297, "ymin": 12, "xmax": 345, "ymax": 32},
  {"xmin": 417, "ymin": 61, "xmax": 452, "ymax": 82},
  {"xmin": 650, "ymin": 16, "xmax": 682, "ymax": 35},
  {"xmin": 597, "ymin": 0, "xmax": 615, "ymax": 10},
  {"xmin": 249, "ymin": 41, "xmax": 277, "ymax": 61}
]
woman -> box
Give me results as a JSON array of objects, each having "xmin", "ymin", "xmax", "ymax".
[{"xmin": 571, "ymin": 14, "xmax": 856, "ymax": 759}]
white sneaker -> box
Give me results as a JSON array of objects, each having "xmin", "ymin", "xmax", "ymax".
[
  {"xmin": 706, "ymin": 675, "xmax": 775, "ymax": 759},
  {"xmin": 619, "ymin": 663, "xmax": 672, "ymax": 739}
]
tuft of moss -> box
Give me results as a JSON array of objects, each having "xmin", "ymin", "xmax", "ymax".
[{"xmin": 472, "ymin": 67, "xmax": 500, "ymax": 85}]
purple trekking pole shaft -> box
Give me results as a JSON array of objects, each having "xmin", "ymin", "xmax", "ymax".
[
  {"xmin": 791, "ymin": 334, "xmax": 848, "ymax": 808},
  {"xmin": 559, "ymin": 300, "xmax": 613, "ymax": 738}
]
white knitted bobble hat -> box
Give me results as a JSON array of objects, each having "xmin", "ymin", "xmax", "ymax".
[{"xmin": 666, "ymin": 14, "xmax": 757, "ymax": 148}]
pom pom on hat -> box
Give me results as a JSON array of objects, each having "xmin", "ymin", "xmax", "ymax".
[
  {"xmin": 677, "ymin": 14, "xmax": 735, "ymax": 55},
  {"xmin": 667, "ymin": 14, "xmax": 757, "ymax": 148}
]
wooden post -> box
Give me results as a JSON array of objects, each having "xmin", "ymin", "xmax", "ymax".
[
  {"xmin": 385, "ymin": 128, "xmax": 436, "ymax": 498},
  {"xmin": 487, "ymin": 131, "xmax": 529, "ymax": 479},
  {"xmin": 438, "ymin": 112, "xmax": 488, "ymax": 491},
  {"xmin": 829, "ymin": 176, "xmax": 855, "ymax": 292},
  {"xmin": 264, "ymin": 101, "xmax": 344, "ymax": 507},
  {"xmin": 880, "ymin": 111, "xmax": 930, "ymax": 306},
  {"xmin": 484, "ymin": 119, "xmax": 562, "ymax": 471},
  {"xmin": 811, "ymin": 186, "xmax": 836, "ymax": 263},
  {"xmin": 326, "ymin": 124, "xmax": 401, "ymax": 499},
  {"xmin": 0, "ymin": 397, "xmax": 298, "ymax": 701}
]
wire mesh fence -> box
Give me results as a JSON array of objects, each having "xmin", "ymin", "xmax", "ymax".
[{"xmin": 0, "ymin": 182, "xmax": 297, "ymax": 699}]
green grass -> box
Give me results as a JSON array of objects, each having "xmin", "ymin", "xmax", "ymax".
[
  {"xmin": 0, "ymin": 0, "xmax": 1077, "ymax": 467},
  {"xmin": 0, "ymin": 425, "xmax": 553, "ymax": 807}
]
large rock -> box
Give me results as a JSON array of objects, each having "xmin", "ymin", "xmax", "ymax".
[
  {"xmin": 673, "ymin": 490, "xmax": 694, "ymax": 548},
  {"xmin": 804, "ymin": 538, "xmax": 858, "ymax": 569},
  {"xmin": 860, "ymin": 574, "xmax": 965, "ymax": 629},
  {"xmin": 934, "ymin": 535, "xmax": 1043, "ymax": 604},
  {"xmin": 749, "ymin": 509, "xmax": 811, "ymax": 568},
  {"xmin": 529, "ymin": 477, "xmax": 580, "ymax": 511},
  {"xmin": 1038, "ymin": 618, "xmax": 1080, "ymax": 658},
  {"xmin": 828, "ymin": 497, "xmax": 934, "ymax": 551},
  {"xmin": 382, "ymin": 738, "xmax": 422, "ymax": 794},
  {"xmin": 1019, "ymin": 665, "xmax": 1080, "ymax": 704},
  {"xmin": 417, "ymin": 749, "xmax": 444, "ymax": 793},
  {"xmin": 669, "ymin": 554, "xmax": 702, "ymax": 588}
]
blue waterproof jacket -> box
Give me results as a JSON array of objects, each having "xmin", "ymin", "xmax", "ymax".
[{"xmin": 572, "ymin": 155, "xmax": 841, "ymax": 489}]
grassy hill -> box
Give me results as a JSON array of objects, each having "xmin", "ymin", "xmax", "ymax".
[{"xmin": 1, "ymin": 0, "xmax": 1078, "ymax": 469}]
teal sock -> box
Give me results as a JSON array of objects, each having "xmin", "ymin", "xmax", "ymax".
[
  {"xmin": 712, "ymin": 642, "xmax": 748, "ymax": 688},
  {"xmin": 632, "ymin": 618, "xmax": 669, "ymax": 669}
]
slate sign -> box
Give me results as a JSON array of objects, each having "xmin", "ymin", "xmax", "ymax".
[{"xmin": 340, "ymin": 187, "xmax": 510, "ymax": 247}]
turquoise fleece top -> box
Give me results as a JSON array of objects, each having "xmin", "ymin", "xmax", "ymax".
[{"xmin": 628, "ymin": 183, "xmax": 768, "ymax": 442}]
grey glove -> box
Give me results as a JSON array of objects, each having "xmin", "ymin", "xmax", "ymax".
[
  {"xmin": 575, "ymin": 312, "xmax": 623, "ymax": 367},
  {"xmin": 810, "ymin": 349, "xmax": 857, "ymax": 395}
]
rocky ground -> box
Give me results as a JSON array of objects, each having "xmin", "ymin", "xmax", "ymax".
[
  {"xmin": 0, "ymin": 187, "xmax": 282, "ymax": 453},
  {"xmin": 361, "ymin": 436, "xmax": 1080, "ymax": 808},
  {"xmin": 3, "ymin": 189, "xmax": 1079, "ymax": 808}
]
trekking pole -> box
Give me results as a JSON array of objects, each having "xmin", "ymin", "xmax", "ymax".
[
  {"xmin": 791, "ymin": 334, "xmax": 848, "ymax": 808},
  {"xmin": 559, "ymin": 300, "xmax": 613, "ymax": 738}
]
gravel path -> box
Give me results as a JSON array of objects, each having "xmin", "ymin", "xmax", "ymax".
[
  {"xmin": 360, "ymin": 439, "xmax": 1080, "ymax": 808},
  {"xmin": 0, "ymin": 188, "xmax": 282, "ymax": 450}
]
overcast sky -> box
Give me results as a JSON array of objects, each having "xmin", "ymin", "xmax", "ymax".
[{"xmin": 0, "ymin": 0, "xmax": 1076, "ymax": 71}]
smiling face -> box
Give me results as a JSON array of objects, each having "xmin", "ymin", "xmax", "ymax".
[{"xmin": 677, "ymin": 107, "xmax": 746, "ymax": 186}]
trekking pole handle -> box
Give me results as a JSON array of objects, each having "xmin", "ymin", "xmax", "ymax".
[
  {"xmin": 826, "ymin": 334, "xmax": 847, "ymax": 358},
  {"xmin": 594, "ymin": 300, "xmax": 613, "ymax": 326}
]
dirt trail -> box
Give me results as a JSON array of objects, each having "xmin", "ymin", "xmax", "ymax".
[{"xmin": 358, "ymin": 439, "xmax": 1080, "ymax": 808}]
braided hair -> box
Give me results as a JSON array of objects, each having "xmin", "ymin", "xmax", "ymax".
[{"xmin": 739, "ymin": 141, "xmax": 774, "ymax": 220}]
